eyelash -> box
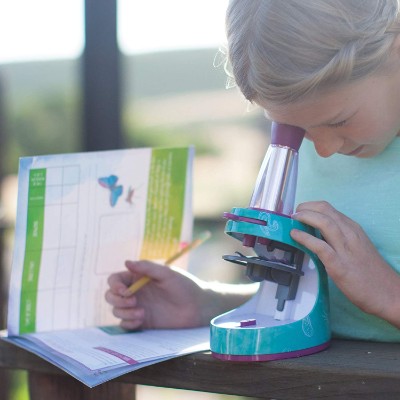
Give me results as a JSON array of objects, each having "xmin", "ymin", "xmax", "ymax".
[{"xmin": 328, "ymin": 120, "xmax": 347, "ymax": 128}]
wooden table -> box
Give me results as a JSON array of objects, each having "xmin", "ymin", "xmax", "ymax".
[{"xmin": 1, "ymin": 338, "xmax": 400, "ymax": 399}]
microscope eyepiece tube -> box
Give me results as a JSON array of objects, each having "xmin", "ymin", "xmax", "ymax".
[{"xmin": 249, "ymin": 123, "xmax": 305, "ymax": 215}]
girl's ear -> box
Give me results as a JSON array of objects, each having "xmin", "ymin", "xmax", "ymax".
[
  {"xmin": 392, "ymin": 34, "xmax": 400, "ymax": 59},
  {"xmin": 385, "ymin": 34, "xmax": 400, "ymax": 73}
]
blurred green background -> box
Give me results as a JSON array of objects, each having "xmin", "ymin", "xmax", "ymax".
[
  {"xmin": 1, "ymin": 48, "xmax": 267, "ymax": 400},
  {"xmin": 0, "ymin": 3, "xmax": 270, "ymax": 399}
]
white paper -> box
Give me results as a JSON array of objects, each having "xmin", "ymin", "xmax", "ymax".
[
  {"xmin": 8, "ymin": 147, "xmax": 194, "ymax": 335},
  {"xmin": 3, "ymin": 326, "xmax": 210, "ymax": 387}
]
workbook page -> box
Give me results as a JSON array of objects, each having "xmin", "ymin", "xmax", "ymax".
[
  {"xmin": 24, "ymin": 326, "xmax": 210, "ymax": 371},
  {"xmin": 8, "ymin": 147, "xmax": 193, "ymax": 335},
  {"xmin": 3, "ymin": 326, "xmax": 209, "ymax": 387}
]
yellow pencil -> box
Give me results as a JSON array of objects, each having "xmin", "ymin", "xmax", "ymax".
[{"xmin": 123, "ymin": 231, "xmax": 211, "ymax": 296}]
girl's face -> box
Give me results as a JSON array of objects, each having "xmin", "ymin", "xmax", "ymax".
[{"xmin": 259, "ymin": 68, "xmax": 400, "ymax": 158}]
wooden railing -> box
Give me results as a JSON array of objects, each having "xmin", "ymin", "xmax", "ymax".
[{"xmin": 1, "ymin": 338, "xmax": 400, "ymax": 399}]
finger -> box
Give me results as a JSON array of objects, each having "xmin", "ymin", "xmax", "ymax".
[
  {"xmin": 290, "ymin": 228, "xmax": 337, "ymax": 267},
  {"xmin": 295, "ymin": 200, "xmax": 336, "ymax": 214},
  {"xmin": 294, "ymin": 201, "xmax": 366, "ymax": 249},
  {"xmin": 113, "ymin": 306, "xmax": 145, "ymax": 322},
  {"xmin": 105, "ymin": 290, "xmax": 138, "ymax": 308},
  {"xmin": 292, "ymin": 209, "xmax": 345, "ymax": 250},
  {"xmin": 125, "ymin": 260, "xmax": 168, "ymax": 282},
  {"xmin": 120, "ymin": 319, "xmax": 145, "ymax": 330},
  {"xmin": 295, "ymin": 201, "xmax": 353, "ymax": 225},
  {"xmin": 107, "ymin": 271, "xmax": 135, "ymax": 294}
]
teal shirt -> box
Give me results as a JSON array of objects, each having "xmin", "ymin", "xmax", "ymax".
[{"xmin": 296, "ymin": 138, "xmax": 400, "ymax": 341}]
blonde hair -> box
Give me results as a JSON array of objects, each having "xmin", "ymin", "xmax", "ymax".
[{"xmin": 225, "ymin": 0, "xmax": 400, "ymax": 104}]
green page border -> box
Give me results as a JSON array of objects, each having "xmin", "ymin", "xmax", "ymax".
[
  {"xmin": 140, "ymin": 148, "xmax": 188, "ymax": 260},
  {"xmin": 19, "ymin": 168, "xmax": 46, "ymax": 334}
]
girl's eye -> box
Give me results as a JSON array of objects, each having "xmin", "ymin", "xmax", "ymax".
[{"xmin": 328, "ymin": 120, "xmax": 347, "ymax": 128}]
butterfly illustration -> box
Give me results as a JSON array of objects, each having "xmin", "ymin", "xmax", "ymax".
[
  {"xmin": 125, "ymin": 183, "xmax": 143, "ymax": 205},
  {"xmin": 125, "ymin": 186, "xmax": 135, "ymax": 205},
  {"xmin": 98, "ymin": 175, "xmax": 123, "ymax": 207}
]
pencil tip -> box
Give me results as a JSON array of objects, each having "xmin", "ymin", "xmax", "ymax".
[{"xmin": 199, "ymin": 230, "xmax": 212, "ymax": 241}]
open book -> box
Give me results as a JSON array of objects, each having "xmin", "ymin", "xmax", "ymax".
[{"xmin": 2, "ymin": 146, "xmax": 210, "ymax": 387}]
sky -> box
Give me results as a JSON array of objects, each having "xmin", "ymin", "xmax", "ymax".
[{"xmin": 0, "ymin": 0, "xmax": 229, "ymax": 64}]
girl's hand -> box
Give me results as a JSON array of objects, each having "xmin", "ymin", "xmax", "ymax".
[
  {"xmin": 291, "ymin": 201, "xmax": 400, "ymax": 327},
  {"xmin": 105, "ymin": 260, "xmax": 215, "ymax": 330}
]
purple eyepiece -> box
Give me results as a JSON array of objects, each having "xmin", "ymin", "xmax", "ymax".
[{"xmin": 270, "ymin": 122, "xmax": 305, "ymax": 151}]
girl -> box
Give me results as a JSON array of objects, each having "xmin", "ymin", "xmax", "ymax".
[{"xmin": 106, "ymin": 0, "xmax": 400, "ymax": 341}]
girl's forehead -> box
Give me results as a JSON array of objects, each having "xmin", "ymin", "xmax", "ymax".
[
  {"xmin": 259, "ymin": 83, "xmax": 363, "ymax": 126},
  {"xmin": 258, "ymin": 66, "xmax": 398, "ymax": 120}
]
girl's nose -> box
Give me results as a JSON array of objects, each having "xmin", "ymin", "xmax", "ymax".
[{"xmin": 306, "ymin": 131, "xmax": 345, "ymax": 158}]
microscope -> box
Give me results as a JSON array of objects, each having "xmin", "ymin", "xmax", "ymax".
[{"xmin": 210, "ymin": 122, "xmax": 331, "ymax": 361}]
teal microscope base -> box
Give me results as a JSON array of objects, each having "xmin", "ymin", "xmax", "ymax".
[
  {"xmin": 211, "ymin": 345, "xmax": 330, "ymax": 362},
  {"xmin": 211, "ymin": 311, "xmax": 331, "ymax": 361},
  {"xmin": 210, "ymin": 208, "xmax": 331, "ymax": 361}
]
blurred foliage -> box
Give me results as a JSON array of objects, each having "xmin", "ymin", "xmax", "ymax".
[
  {"xmin": 124, "ymin": 117, "xmax": 219, "ymax": 156},
  {"xmin": 3, "ymin": 91, "xmax": 220, "ymax": 176},
  {"xmin": 10, "ymin": 372, "xmax": 29, "ymax": 400},
  {"xmin": 5, "ymin": 91, "xmax": 80, "ymax": 174},
  {"xmin": 1, "ymin": 49, "xmax": 229, "ymax": 174}
]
